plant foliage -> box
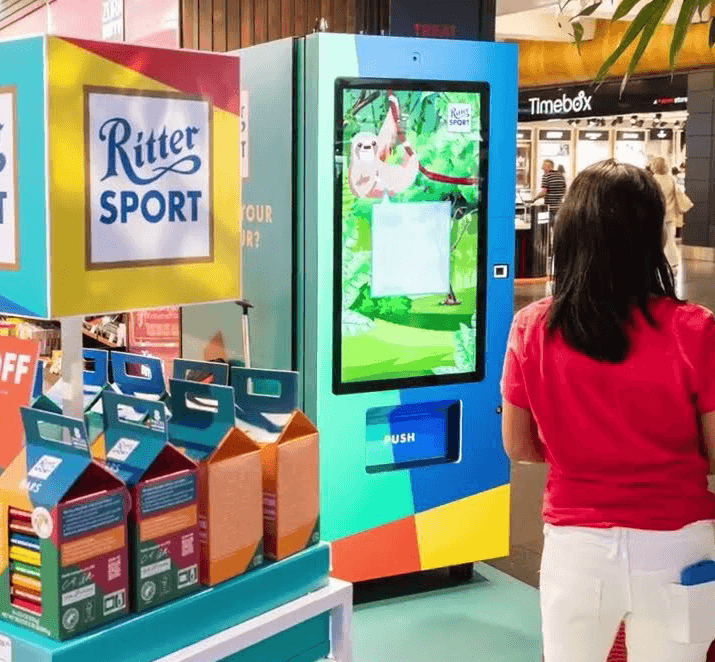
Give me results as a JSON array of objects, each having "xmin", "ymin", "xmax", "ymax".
[
  {"xmin": 433, "ymin": 313, "xmax": 477, "ymax": 375},
  {"xmin": 560, "ymin": 0, "xmax": 712, "ymax": 85}
]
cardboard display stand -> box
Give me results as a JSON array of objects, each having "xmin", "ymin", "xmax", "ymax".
[{"xmin": 0, "ymin": 33, "xmax": 342, "ymax": 662}]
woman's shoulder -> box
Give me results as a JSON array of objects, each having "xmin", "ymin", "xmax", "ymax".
[
  {"xmin": 513, "ymin": 297, "xmax": 552, "ymax": 332},
  {"xmin": 653, "ymin": 298, "xmax": 715, "ymax": 332}
]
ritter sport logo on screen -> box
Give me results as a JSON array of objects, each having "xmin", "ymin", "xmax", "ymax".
[{"xmin": 85, "ymin": 88, "xmax": 213, "ymax": 269}]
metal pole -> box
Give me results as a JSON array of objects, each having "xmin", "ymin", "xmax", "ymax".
[
  {"xmin": 60, "ymin": 316, "xmax": 83, "ymax": 419},
  {"xmin": 235, "ymin": 300, "xmax": 253, "ymax": 369}
]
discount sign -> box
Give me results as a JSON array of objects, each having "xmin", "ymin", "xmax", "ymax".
[
  {"xmin": 0, "ymin": 336, "xmax": 40, "ymax": 469},
  {"xmin": 0, "ymin": 86, "xmax": 18, "ymax": 270},
  {"xmin": 84, "ymin": 88, "xmax": 213, "ymax": 269}
]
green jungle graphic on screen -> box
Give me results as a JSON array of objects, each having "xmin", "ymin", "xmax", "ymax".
[{"xmin": 340, "ymin": 88, "xmax": 482, "ymax": 384}]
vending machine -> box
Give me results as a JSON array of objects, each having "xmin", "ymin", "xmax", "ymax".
[{"xmin": 182, "ymin": 33, "xmax": 518, "ymax": 582}]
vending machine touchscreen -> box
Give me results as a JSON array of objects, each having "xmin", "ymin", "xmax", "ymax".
[{"xmin": 333, "ymin": 79, "xmax": 489, "ymax": 396}]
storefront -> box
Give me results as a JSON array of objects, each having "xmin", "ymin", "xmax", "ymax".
[
  {"xmin": 514, "ymin": 74, "xmax": 688, "ymax": 277},
  {"xmin": 517, "ymin": 74, "xmax": 688, "ymax": 196}
]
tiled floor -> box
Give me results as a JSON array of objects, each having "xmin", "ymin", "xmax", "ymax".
[{"xmin": 351, "ymin": 564, "xmax": 542, "ymax": 662}]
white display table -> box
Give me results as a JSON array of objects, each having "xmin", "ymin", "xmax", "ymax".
[{"xmin": 158, "ymin": 579, "xmax": 353, "ymax": 662}]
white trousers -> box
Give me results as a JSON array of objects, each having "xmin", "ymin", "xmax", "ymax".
[{"xmin": 541, "ymin": 521, "xmax": 715, "ymax": 662}]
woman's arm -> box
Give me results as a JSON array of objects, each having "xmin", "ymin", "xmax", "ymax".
[
  {"xmin": 701, "ymin": 411, "xmax": 715, "ymax": 475},
  {"xmin": 502, "ymin": 401, "xmax": 545, "ymax": 463}
]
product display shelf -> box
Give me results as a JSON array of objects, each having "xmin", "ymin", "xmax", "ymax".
[{"xmin": 0, "ymin": 543, "xmax": 332, "ymax": 662}]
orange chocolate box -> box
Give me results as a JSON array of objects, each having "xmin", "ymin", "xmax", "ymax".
[
  {"xmin": 168, "ymin": 379, "xmax": 263, "ymax": 586},
  {"xmin": 231, "ymin": 368, "xmax": 320, "ymax": 562}
]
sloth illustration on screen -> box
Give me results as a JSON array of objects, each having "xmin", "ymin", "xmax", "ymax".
[{"xmin": 348, "ymin": 95, "xmax": 419, "ymax": 199}]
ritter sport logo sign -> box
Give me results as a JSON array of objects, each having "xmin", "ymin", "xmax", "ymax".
[
  {"xmin": 85, "ymin": 87, "xmax": 213, "ymax": 270},
  {"xmin": 0, "ymin": 86, "xmax": 18, "ymax": 270}
]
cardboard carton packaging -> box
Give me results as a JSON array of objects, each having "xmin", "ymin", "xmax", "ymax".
[
  {"xmin": 32, "ymin": 348, "xmax": 108, "ymax": 444},
  {"xmin": 0, "ymin": 408, "xmax": 130, "ymax": 640},
  {"xmin": 173, "ymin": 359, "xmax": 229, "ymax": 385},
  {"xmin": 168, "ymin": 379, "xmax": 263, "ymax": 586},
  {"xmin": 232, "ymin": 368, "xmax": 320, "ymax": 561},
  {"xmin": 90, "ymin": 352, "xmax": 169, "ymax": 459},
  {"xmin": 102, "ymin": 392, "xmax": 201, "ymax": 612}
]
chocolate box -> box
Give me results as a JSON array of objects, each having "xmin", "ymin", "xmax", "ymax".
[
  {"xmin": 168, "ymin": 379, "xmax": 263, "ymax": 586},
  {"xmin": 0, "ymin": 408, "xmax": 130, "ymax": 640},
  {"xmin": 232, "ymin": 368, "xmax": 320, "ymax": 561},
  {"xmin": 102, "ymin": 392, "xmax": 201, "ymax": 612}
]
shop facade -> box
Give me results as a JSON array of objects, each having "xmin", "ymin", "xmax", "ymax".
[
  {"xmin": 519, "ymin": 70, "xmax": 715, "ymax": 254},
  {"xmin": 518, "ymin": 74, "xmax": 688, "ymax": 195}
]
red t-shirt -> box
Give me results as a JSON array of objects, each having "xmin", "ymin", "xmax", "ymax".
[{"xmin": 501, "ymin": 296, "xmax": 715, "ymax": 530}]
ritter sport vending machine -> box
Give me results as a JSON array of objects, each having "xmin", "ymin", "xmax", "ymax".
[{"xmin": 182, "ymin": 33, "xmax": 518, "ymax": 582}]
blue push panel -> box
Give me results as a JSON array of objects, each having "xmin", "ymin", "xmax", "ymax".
[{"xmin": 366, "ymin": 400, "xmax": 461, "ymax": 473}]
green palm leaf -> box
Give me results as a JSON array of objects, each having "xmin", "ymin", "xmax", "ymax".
[
  {"xmin": 612, "ymin": 0, "xmax": 643, "ymax": 21},
  {"xmin": 594, "ymin": 0, "xmax": 666, "ymax": 82},
  {"xmin": 670, "ymin": 0, "xmax": 698, "ymax": 67},
  {"xmin": 619, "ymin": 0, "xmax": 674, "ymax": 93}
]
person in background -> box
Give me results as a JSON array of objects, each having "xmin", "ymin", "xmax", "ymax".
[
  {"xmin": 502, "ymin": 160, "xmax": 715, "ymax": 662},
  {"xmin": 556, "ymin": 163, "xmax": 570, "ymax": 189},
  {"xmin": 533, "ymin": 159, "xmax": 567, "ymax": 221},
  {"xmin": 651, "ymin": 156, "xmax": 692, "ymax": 268}
]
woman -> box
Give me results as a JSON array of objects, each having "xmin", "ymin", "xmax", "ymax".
[
  {"xmin": 651, "ymin": 156, "xmax": 692, "ymax": 268},
  {"xmin": 501, "ymin": 160, "xmax": 715, "ymax": 662}
]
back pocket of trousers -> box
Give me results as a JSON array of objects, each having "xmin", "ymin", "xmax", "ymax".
[
  {"xmin": 667, "ymin": 581, "xmax": 715, "ymax": 644},
  {"xmin": 541, "ymin": 569, "xmax": 602, "ymax": 653}
]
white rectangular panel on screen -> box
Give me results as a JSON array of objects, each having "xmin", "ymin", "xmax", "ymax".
[{"xmin": 371, "ymin": 200, "xmax": 451, "ymax": 298}]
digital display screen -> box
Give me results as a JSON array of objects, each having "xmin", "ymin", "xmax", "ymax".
[{"xmin": 333, "ymin": 78, "xmax": 489, "ymax": 395}]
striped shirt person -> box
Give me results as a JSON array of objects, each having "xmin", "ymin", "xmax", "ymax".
[{"xmin": 535, "ymin": 160, "xmax": 567, "ymax": 213}]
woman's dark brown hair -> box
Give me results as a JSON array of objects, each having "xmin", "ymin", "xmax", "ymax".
[{"xmin": 548, "ymin": 160, "xmax": 678, "ymax": 362}]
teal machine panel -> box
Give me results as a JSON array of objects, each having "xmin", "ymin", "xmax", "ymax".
[
  {"xmin": 182, "ymin": 39, "xmax": 295, "ymax": 370},
  {"xmin": 0, "ymin": 36, "xmax": 48, "ymax": 318}
]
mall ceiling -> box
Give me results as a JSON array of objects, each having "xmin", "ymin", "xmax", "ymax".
[{"xmin": 496, "ymin": 0, "xmax": 710, "ymax": 42}]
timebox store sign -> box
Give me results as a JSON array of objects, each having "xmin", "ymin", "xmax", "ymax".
[
  {"xmin": 86, "ymin": 89, "xmax": 213, "ymax": 270},
  {"xmin": 519, "ymin": 77, "xmax": 688, "ymax": 122}
]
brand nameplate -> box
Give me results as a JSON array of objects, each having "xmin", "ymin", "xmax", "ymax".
[{"xmin": 85, "ymin": 87, "xmax": 213, "ymax": 270}]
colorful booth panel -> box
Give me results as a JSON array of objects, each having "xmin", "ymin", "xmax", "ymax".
[
  {"xmin": 0, "ymin": 36, "xmax": 241, "ymax": 319},
  {"xmin": 299, "ymin": 34, "xmax": 517, "ymax": 581}
]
